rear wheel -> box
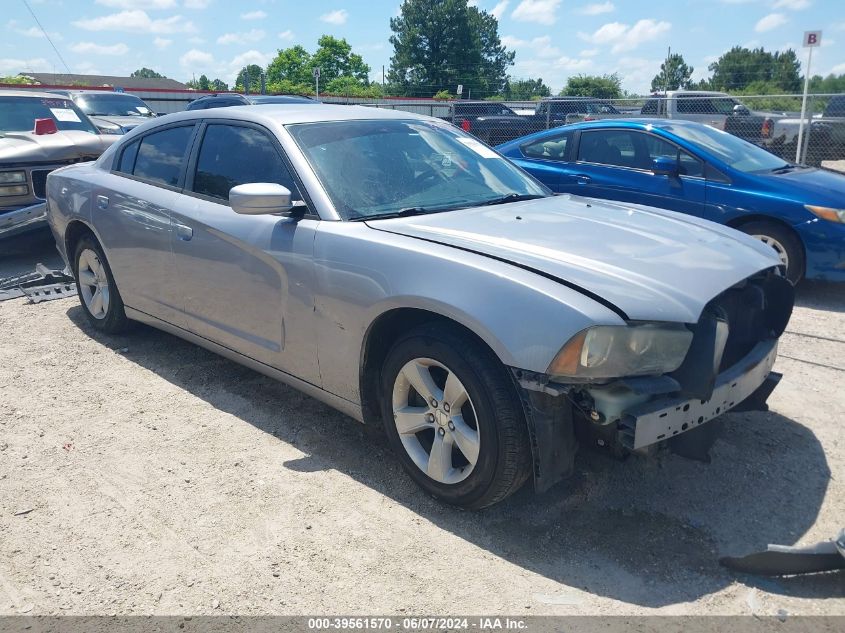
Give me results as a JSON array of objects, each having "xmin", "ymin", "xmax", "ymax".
[
  {"xmin": 738, "ymin": 221, "xmax": 804, "ymax": 285},
  {"xmin": 380, "ymin": 323, "xmax": 531, "ymax": 509},
  {"xmin": 73, "ymin": 235, "xmax": 131, "ymax": 333}
]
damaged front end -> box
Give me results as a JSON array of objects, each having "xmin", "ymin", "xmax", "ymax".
[{"xmin": 514, "ymin": 269, "xmax": 795, "ymax": 493}]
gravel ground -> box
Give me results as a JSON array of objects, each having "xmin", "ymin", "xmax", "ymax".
[{"xmin": 0, "ymin": 236, "xmax": 843, "ymax": 616}]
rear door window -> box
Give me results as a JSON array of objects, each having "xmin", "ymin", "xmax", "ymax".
[
  {"xmin": 133, "ymin": 125, "xmax": 195, "ymax": 187},
  {"xmin": 521, "ymin": 131, "xmax": 572, "ymax": 160}
]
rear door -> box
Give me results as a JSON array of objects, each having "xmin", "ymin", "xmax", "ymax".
[
  {"xmin": 568, "ymin": 128, "xmax": 706, "ymax": 216},
  {"xmin": 93, "ymin": 122, "xmax": 197, "ymax": 323},
  {"xmin": 168, "ymin": 120, "xmax": 321, "ymax": 384}
]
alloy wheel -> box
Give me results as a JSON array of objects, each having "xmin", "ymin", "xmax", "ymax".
[
  {"xmin": 391, "ymin": 357, "xmax": 481, "ymax": 485},
  {"xmin": 77, "ymin": 248, "xmax": 110, "ymax": 320}
]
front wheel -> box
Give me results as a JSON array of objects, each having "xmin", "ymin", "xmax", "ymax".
[
  {"xmin": 738, "ymin": 221, "xmax": 805, "ymax": 285},
  {"xmin": 380, "ymin": 323, "xmax": 531, "ymax": 509}
]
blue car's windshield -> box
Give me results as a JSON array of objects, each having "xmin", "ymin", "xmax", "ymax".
[
  {"xmin": 667, "ymin": 123, "xmax": 790, "ymax": 173},
  {"xmin": 288, "ymin": 119, "xmax": 550, "ymax": 220}
]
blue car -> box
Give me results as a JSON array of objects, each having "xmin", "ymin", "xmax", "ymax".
[{"xmin": 497, "ymin": 119, "xmax": 845, "ymax": 283}]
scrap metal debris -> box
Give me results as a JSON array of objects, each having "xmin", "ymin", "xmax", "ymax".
[
  {"xmin": 720, "ymin": 528, "xmax": 845, "ymax": 576},
  {"xmin": 0, "ymin": 263, "xmax": 75, "ymax": 303}
]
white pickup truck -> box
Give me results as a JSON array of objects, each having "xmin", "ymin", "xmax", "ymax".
[{"xmin": 640, "ymin": 90, "xmax": 756, "ymax": 128}]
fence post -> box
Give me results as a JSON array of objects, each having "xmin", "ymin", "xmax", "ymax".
[
  {"xmin": 545, "ymin": 102, "xmax": 550, "ymax": 130},
  {"xmin": 799, "ymin": 94, "xmax": 814, "ymax": 165}
]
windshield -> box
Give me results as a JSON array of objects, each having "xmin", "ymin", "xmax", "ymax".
[
  {"xmin": 75, "ymin": 93, "xmax": 154, "ymax": 117},
  {"xmin": 0, "ymin": 96, "xmax": 99, "ymax": 135},
  {"xmin": 288, "ymin": 119, "xmax": 549, "ymax": 220},
  {"xmin": 667, "ymin": 123, "xmax": 790, "ymax": 173}
]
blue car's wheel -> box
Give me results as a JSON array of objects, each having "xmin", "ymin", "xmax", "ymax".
[{"xmin": 739, "ymin": 221, "xmax": 805, "ymax": 285}]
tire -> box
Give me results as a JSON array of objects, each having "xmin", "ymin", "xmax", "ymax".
[
  {"xmin": 379, "ymin": 322, "xmax": 531, "ymax": 509},
  {"xmin": 737, "ymin": 221, "xmax": 805, "ymax": 285},
  {"xmin": 72, "ymin": 235, "xmax": 131, "ymax": 333}
]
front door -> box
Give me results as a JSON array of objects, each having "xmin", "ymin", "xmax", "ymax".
[
  {"xmin": 566, "ymin": 128, "xmax": 706, "ymax": 217},
  {"xmin": 169, "ymin": 121, "xmax": 322, "ymax": 385}
]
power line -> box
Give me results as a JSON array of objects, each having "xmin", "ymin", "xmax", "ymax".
[{"xmin": 21, "ymin": 0, "xmax": 72, "ymax": 76}]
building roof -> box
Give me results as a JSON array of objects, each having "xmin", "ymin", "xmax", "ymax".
[{"xmin": 18, "ymin": 73, "xmax": 187, "ymax": 90}]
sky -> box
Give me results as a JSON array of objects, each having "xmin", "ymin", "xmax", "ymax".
[{"xmin": 2, "ymin": 0, "xmax": 844, "ymax": 94}]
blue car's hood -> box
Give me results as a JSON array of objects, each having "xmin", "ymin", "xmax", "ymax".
[
  {"xmin": 758, "ymin": 167, "xmax": 845, "ymax": 203},
  {"xmin": 368, "ymin": 195, "xmax": 780, "ymax": 323}
]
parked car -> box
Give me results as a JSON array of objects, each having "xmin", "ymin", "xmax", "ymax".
[
  {"xmin": 46, "ymin": 105, "xmax": 792, "ymax": 508},
  {"xmin": 497, "ymin": 119, "xmax": 845, "ymax": 283},
  {"xmin": 764, "ymin": 95, "xmax": 845, "ymax": 166},
  {"xmin": 52, "ymin": 90, "xmax": 157, "ymax": 135},
  {"xmin": 442, "ymin": 98, "xmax": 624, "ymax": 147},
  {"xmin": 186, "ymin": 93, "xmax": 318, "ymax": 110},
  {"xmin": 0, "ymin": 90, "xmax": 117, "ymax": 241}
]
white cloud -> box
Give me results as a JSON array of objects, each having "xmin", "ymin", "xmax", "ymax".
[
  {"xmin": 320, "ymin": 9, "xmax": 349, "ymax": 25},
  {"xmin": 241, "ymin": 10, "xmax": 267, "ymax": 20},
  {"xmin": 773, "ymin": 0, "xmax": 810, "ymax": 9},
  {"xmin": 830, "ymin": 62, "xmax": 845, "ymax": 74},
  {"xmin": 555, "ymin": 56, "xmax": 593, "ymax": 71},
  {"xmin": 184, "ymin": 0, "xmax": 211, "ymax": 8},
  {"xmin": 511, "ymin": 0, "xmax": 561, "ymax": 25},
  {"xmin": 0, "ymin": 57, "xmax": 51, "ymax": 75},
  {"xmin": 9, "ymin": 24, "xmax": 63, "ymax": 40},
  {"xmin": 73, "ymin": 10, "xmax": 196, "ymax": 34},
  {"xmin": 491, "ymin": 1, "xmax": 509, "ymax": 19},
  {"xmin": 582, "ymin": 18, "xmax": 671, "ymax": 53},
  {"xmin": 576, "ymin": 2, "xmax": 615, "ymax": 15},
  {"xmin": 69, "ymin": 41, "xmax": 130, "ymax": 55},
  {"xmin": 501, "ymin": 35, "xmax": 561, "ymax": 58},
  {"xmin": 153, "ymin": 37, "xmax": 172, "ymax": 49},
  {"xmin": 579, "ymin": 48, "xmax": 599, "ymax": 56},
  {"xmin": 755, "ymin": 13, "xmax": 787, "ymax": 32},
  {"xmin": 96, "ymin": 0, "xmax": 176, "ymax": 8},
  {"xmin": 180, "ymin": 48, "xmax": 213, "ymax": 69},
  {"xmin": 216, "ymin": 29, "xmax": 265, "ymax": 45},
  {"xmin": 218, "ymin": 49, "xmax": 273, "ymax": 83},
  {"xmin": 278, "ymin": 30, "xmax": 295, "ymax": 41}
]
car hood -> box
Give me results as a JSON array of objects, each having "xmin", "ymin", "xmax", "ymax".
[
  {"xmin": 760, "ymin": 167, "xmax": 845, "ymax": 202},
  {"xmin": 88, "ymin": 114, "xmax": 151, "ymax": 130},
  {"xmin": 0, "ymin": 130, "xmax": 116, "ymax": 164},
  {"xmin": 367, "ymin": 195, "xmax": 780, "ymax": 323}
]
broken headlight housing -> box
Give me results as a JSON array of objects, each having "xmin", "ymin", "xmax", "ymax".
[{"xmin": 548, "ymin": 323, "xmax": 693, "ymax": 380}]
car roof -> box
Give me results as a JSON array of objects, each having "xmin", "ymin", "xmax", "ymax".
[
  {"xmin": 153, "ymin": 103, "xmax": 432, "ymax": 126},
  {"xmin": 0, "ymin": 89, "xmax": 75, "ymax": 99}
]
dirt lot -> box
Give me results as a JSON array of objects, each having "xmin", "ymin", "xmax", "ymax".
[{"xmin": 1, "ymin": 234, "xmax": 843, "ymax": 616}]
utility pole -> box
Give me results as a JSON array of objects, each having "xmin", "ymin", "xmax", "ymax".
[
  {"xmin": 796, "ymin": 30, "xmax": 821, "ymax": 164},
  {"xmin": 664, "ymin": 46, "xmax": 670, "ymax": 92},
  {"xmin": 313, "ymin": 67, "xmax": 321, "ymax": 98}
]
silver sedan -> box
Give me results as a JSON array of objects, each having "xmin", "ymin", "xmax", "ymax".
[{"xmin": 45, "ymin": 105, "xmax": 793, "ymax": 508}]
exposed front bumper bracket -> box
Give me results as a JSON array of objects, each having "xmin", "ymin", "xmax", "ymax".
[{"xmin": 619, "ymin": 339, "xmax": 779, "ymax": 451}]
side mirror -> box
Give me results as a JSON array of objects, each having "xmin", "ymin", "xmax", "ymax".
[
  {"xmin": 229, "ymin": 183, "xmax": 294, "ymax": 215},
  {"xmin": 652, "ymin": 156, "xmax": 679, "ymax": 176},
  {"xmin": 733, "ymin": 104, "xmax": 750, "ymax": 116}
]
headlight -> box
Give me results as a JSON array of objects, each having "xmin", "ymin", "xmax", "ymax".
[
  {"xmin": 0, "ymin": 184, "xmax": 29, "ymax": 197},
  {"xmin": 806, "ymin": 205, "xmax": 845, "ymax": 223},
  {"xmin": 98, "ymin": 125, "xmax": 124, "ymax": 135},
  {"xmin": 548, "ymin": 323, "xmax": 693, "ymax": 379},
  {"xmin": 0, "ymin": 171, "xmax": 26, "ymax": 184}
]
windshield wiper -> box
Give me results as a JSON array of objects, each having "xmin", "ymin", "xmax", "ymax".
[
  {"xmin": 475, "ymin": 193, "xmax": 547, "ymax": 207},
  {"xmin": 349, "ymin": 207, "xmax": 433, "ymax": 222}
]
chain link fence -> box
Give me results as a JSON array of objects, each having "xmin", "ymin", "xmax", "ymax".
[{"xmin": 328, "ymin": 92, "xmax": 845, "ymax": 169}]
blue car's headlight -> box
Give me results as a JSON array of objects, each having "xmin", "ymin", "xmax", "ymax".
[{"xmin": 806, "ymin": 205, "xmax": 845, "ymax": 223}]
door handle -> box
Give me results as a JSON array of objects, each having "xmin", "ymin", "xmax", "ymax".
[
  {"xmin": 575, "ymin": 175, "xmax": 592, "ymax": 185},
  {"xmin": 96, "ymin": 195, "xmax": 109, "ymax": 209},
  {"xmin": 175, "ymin": 223, "xmax": 193, "ymax": 241}
]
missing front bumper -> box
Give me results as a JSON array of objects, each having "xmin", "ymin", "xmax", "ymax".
[{"xmin": 619, "ymin": 339, "xmax": 779, "ymax": 451}]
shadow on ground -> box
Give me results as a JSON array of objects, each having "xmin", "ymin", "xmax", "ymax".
[
  {"xmin": 66, "ymin": 305, "xmax": 835, "ymax": 608},
  {"xmin": 795, "ymin": 280, "xmax": 845, "ymax": 313}
]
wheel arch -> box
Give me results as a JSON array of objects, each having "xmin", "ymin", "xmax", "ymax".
[
  {"xmin": 358, "ymin": 307, "xmax": 514, "ymax": 425},
  {"xmin": 64, "ymin": 219, "xmax": 100, "ymax": 266},
  {"xmin": 725, "ymin": 213, "xmax": 806, "ymax": 256}
]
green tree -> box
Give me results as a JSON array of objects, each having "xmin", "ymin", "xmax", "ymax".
[
  {"xmin": 708, "ymin": 46, "xmax": 800, "ymax": 92},
  {"xmin": 312, "ymin": 35, "xmax": 370, "ymax": 85},
  {"xmin": 210, "ymin": 78, "xmax": 228, "ymax": 91},
  {"xmin": 387, "ymin": 0, "xmax": 513, "ymax": 98},
  {"xmin": 197, "ymin": 74, "xmax": 210, "ymax": 90},
  {"xmin": 131, "ymin": 67, "xmax": 165, "ymax": 79},
  {"xmin": 651, "ymin": 53, "xmax": 694, "ymax": 92},
  {"xmin": 0, "ymin": 75, "xmax": 35, "ymax": 85},
  {"xmin": 561, "ymin": 74, "xmax": 622, "ymax": 99},
  {"xmin": 235, "ymin": 64, "xmax": 264, "ymax": 93},
  {"xmin": 503, "ymin": 77, "xmax": 551, "ymax": 100},
  {"xmin": 266, "ymin": 44, "xmax": 313, "ymax": 86}
]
